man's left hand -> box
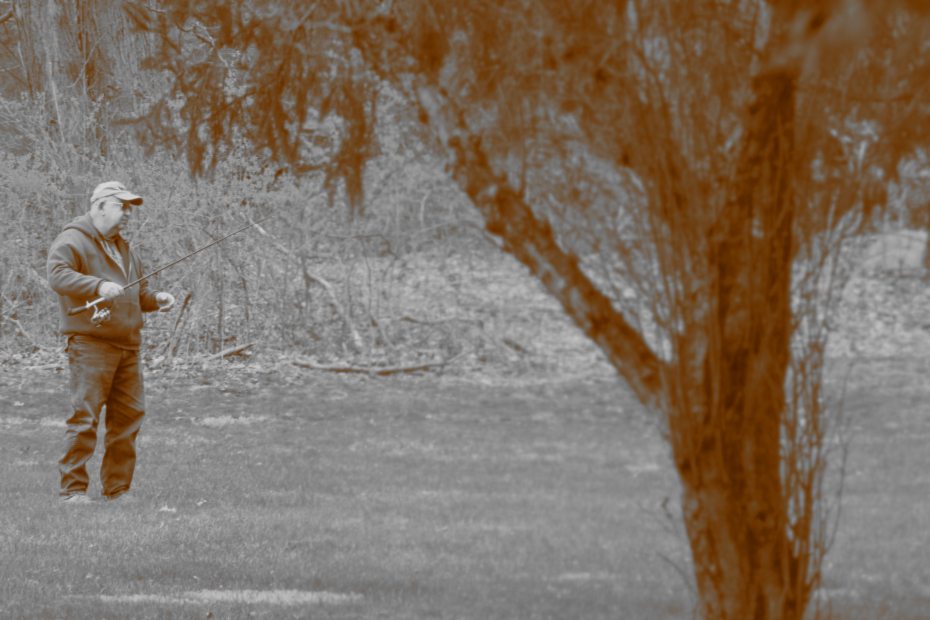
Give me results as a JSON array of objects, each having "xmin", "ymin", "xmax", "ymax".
[{"xmin": 155, "ymin": 292, "xmax": 176, "ymax": 312}]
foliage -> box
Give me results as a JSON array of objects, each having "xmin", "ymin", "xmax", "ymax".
[{"xmin": 114, "ymin": 2, "xmax": 930, "ymax": 619}]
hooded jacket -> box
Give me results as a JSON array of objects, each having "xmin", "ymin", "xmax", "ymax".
[{"xmin": 47, "ymin": 213, "xmax": 161, "ymax": 350}]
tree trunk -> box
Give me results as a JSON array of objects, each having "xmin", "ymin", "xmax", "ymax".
[{"xmin": 663, "ymin": 69, "xmax": 799, "ymax": 620}]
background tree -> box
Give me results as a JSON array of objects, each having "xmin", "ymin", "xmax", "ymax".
[
  {"xmin": 0, "ymin": 0, "xmax": 157, "ymax": 167},
  {"xmin": 124, "ymin": 1, "xmax": 930, "ymax": 618}
]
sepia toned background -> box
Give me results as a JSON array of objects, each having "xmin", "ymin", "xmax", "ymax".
[{"xmin": 1, "ymin": 1, "xmax": 929, "ymax": 619}]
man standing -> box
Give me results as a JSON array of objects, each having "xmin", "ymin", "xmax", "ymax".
[{"xmin": 47, "ymin": 181, "xmax": 175, "ymax": 504}]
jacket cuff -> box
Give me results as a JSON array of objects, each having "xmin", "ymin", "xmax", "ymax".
[{"xmin": 140, "ymin": 289, "xmax": 161, "ymax": 313}]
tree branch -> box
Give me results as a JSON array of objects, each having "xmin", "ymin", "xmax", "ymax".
[
  {"xmin": 797, "ymin": 82, "xmax": 919, "ymax": 104},
  {"xmin": 249, "ymin": 218, "xmax": 364, "ymax": 350},
  {"xmin": 415, "ymin": 87, "xmax": 668, "ymax": 414}
]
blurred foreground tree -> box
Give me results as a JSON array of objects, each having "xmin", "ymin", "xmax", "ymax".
[{"xmin": 125, "ymin": 1, "xmax": 930, "ymax": 618}]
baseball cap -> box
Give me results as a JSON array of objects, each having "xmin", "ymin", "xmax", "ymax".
[{"xmin": 91, "ymin": 181, "xmax": 143, "ymax": 206}]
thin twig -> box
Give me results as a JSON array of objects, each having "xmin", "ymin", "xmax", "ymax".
[
  {"xmin": 9, "ymin": 318, "xmax": 34, "ymax": 345},
  {"xmin": 250, "ymin": 218, "xmax": 363, "ymax": 349}
]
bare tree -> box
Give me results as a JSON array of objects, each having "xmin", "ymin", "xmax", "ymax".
[
  {"xmin": 5, "ymin": 0, "xmax": 157, "ymax": 164},
  {"xmin": 123, "ymin": 1, "xmax": 930, "ymax": 618}
]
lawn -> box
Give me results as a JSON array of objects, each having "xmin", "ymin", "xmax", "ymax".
[{"xmin": 0, "ymin": 353, "xmax": 929, "ymax": 620}]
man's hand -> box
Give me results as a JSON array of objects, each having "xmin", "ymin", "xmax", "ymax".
[
  {"xmin": 155, "ymin": 292, "xmax": 176, "ymax": 312},
  {"xmin": 98, "ymin": 281, "xmax": 124, "ymax": 300}
]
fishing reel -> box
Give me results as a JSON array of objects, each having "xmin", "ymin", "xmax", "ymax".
[
  {"xmin": 68, "ymin": 298, "xmax": 112, "ymax": 326},
  {"xmin": 90, "ymin": 304, "xmax": 112, "ymax": 326}
]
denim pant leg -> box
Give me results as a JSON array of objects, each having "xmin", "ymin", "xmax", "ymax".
[
  {"xmin": 59, "ymin": 337, "xmax": 121, "ymax": 497},
  {"xmin": 101, "ymin": 349, "xmax": 145, "ymax": 498}
]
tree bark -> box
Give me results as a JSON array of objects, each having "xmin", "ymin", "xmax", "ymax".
[{"xmin": 672, "ymin": 70, "xmax": 799, "ymax": 620}]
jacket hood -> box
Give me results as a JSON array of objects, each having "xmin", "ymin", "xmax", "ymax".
[{"xmin": 63, "ymin": 213, "xmax": 122, "ymax": 244}]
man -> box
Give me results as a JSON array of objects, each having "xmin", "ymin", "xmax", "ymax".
[{"xmin": 46, "ymin": 181, "xmax": 175, "ymax": 504}]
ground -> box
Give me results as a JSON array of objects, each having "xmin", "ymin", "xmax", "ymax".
[
  {"xmin": 2, "ymin": 246, "xmax": 929, "ymax": 619},
  {"xmin": 0, "ymin": 352, "xmax": 928, "ymax": 619}
]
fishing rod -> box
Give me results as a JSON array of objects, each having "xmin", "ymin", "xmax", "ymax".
[{"xmin": 69, "ymin": 213, "xmax": 274, "ymax": 325}]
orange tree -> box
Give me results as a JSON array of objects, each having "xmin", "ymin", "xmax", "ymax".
[{"xmin": 125, "ymin": 1, "xmax": 930, "ymax": 617}]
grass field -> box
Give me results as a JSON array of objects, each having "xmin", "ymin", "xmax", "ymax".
[{"xmin": 1, "ymin": 353, "xmax": 929, "ymax": 620}]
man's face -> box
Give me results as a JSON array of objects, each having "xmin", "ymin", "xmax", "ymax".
[{"xmin": 97, "ymin": 199, "xmax": 133, "ymax": 237}]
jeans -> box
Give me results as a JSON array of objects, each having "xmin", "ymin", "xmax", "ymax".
[{"xmin": 59, "ymin": 335, "xmax": 146, "ymax": 498}]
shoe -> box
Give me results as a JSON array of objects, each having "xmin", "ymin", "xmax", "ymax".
[
  {"xmin": 105, "ymin": 491, "xmax": 137, "ymax": 503},
  {"xmin": 60, "ymin": 492, "xmax": 93, "ymax": 504}
]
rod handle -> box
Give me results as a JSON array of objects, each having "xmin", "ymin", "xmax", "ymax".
[{"xmin": 67, "ymin": 298, "xmax": 104, "ymax": 316}]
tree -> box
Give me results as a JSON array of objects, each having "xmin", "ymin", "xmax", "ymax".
[
  {"xmin": 124, "ymin": 1, "xmax": 930, "ymax": 618},
  {"xmin": 2, "ymin": 0, "xmax": 157, "ymax": 166}
]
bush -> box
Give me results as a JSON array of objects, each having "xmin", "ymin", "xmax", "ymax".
[{"xmin": 0, "ymin": 93, "xmax": 512, "ymax": 370}]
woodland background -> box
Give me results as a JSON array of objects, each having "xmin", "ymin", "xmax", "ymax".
[
  {"xmin": 0, "ymin": 0, "xmax": 555, "ymax": 372},
  {"xmin": 0, "ymin": 0, "xmax": 929, "ymax": 372}
]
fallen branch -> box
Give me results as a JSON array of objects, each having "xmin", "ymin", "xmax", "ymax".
[
  {"xmin": 24, "ymin": 362, "xmax": 66, "ymax": 371},
  {"xmin": 292, "ymin": 351, "xmax": 469, "ymax": 375},
  {"xmin": 200, "ymin": 342, "xmax": 255, "ymax": 362},
  {"xmin": 400, "ymin": 315, "xmax": 479, "ymax": 326}
]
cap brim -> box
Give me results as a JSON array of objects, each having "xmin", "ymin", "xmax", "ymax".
[
  {"xmin": 95, "ymin": 190, "xmax": 143, "ymax": 205},
  {"xmin": 113, "ymin": 191, "xmax": 143, "ymax": 205}
]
